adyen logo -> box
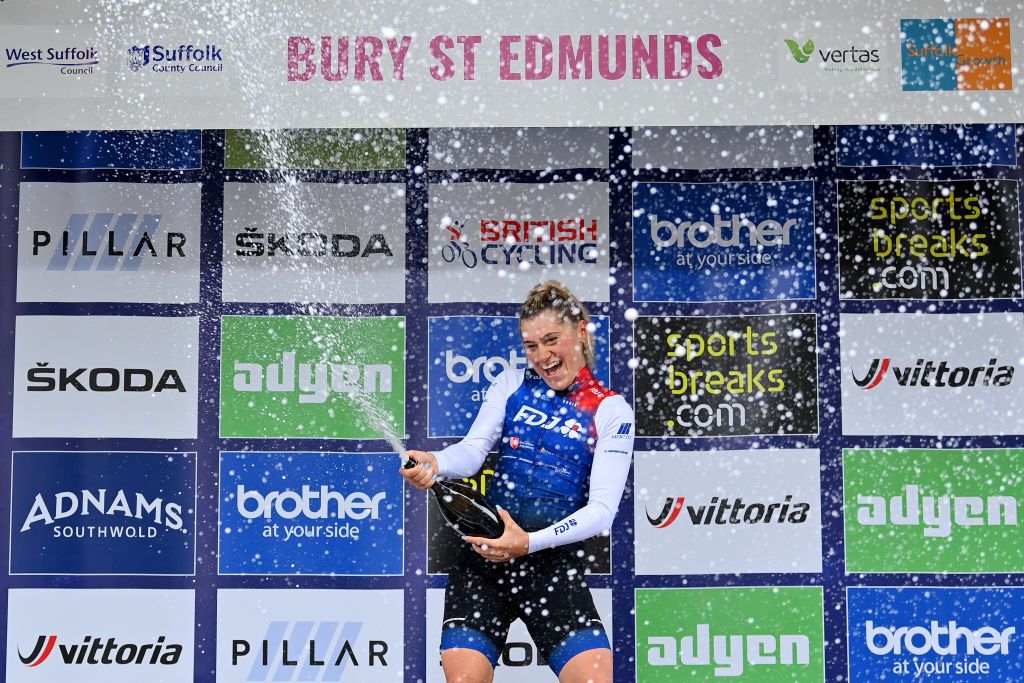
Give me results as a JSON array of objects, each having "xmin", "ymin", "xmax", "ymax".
[
  {"xmin": 219, "ymin": 316, "xmax": 405, "ymax": 439},
  {"xmin": 632, "ymin": 181, "xmax": 816, "ymax": 303},
  {"xmin": 127, "ymin": 43, "xmax": 223, "ymax": 73},
  {"xmin": 636, "ymin": 587, "xmax": 825, "ymax": 679},
  {"xmin": 848, "ymin": 587, "xmax": 1024, "ymax": 681},
  {"xmin": 4, "ymin": 45, "xmax": 98, "ymax": 75},
  {"xmin": 18, "ymin": 635, "xmax": 183, "ymax": 667},
  {"xmin": 852, "ymin": 357, "xmax": 1014, "ymax": 390},
  {"xmin": 646, "ymin": 494, "xmax": 811, "ymax": 528},
  {"xmin": 901, "ymin": 18, "xmax": 1012, "ymax": 91},
  {"xmin": 32, "ymin": 213, "xmax": 185, "ymax": 271},
  {"xmin": 219, "ymin": 452, "xmax": 403, "ymax": 575},
  {"xmin": 844, "ymin": 449, "xmax": 1024, "ymax": 573}
]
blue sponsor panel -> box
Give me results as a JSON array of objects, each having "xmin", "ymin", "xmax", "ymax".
[
  {"xmin": 426, "ymin": 315, "xmax": 611, "ymax": 438},
  {"xmin": 10, "ymin": 451, "xmax": 196, "ymax": 575},
  {"xmin": 632, "ymin": 181, "xmax": 816, "ymax": 302},
  {"xmin": 848, "ymin": 587, "xmax": 1024, "ymax": 682},
  {"xmin": 219, "ymin": 452, "xmax": 404, "ymax": 575},
  {"xmin": 21, "ymin": 130, "xmax": 202, "ymax": 169},
  {"xmin": 837, "ymin": 125, "xmax": 1016, "ymax": 167}
]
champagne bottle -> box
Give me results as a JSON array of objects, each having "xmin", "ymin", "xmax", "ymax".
[{"xmin": 403, "ymin": 458, "xmax": 505, "ymax": 539}]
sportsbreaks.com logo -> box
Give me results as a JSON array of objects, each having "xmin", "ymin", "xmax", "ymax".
[
  {"xmin": 19, "ymin": 635, "xmax": 183, "ymax": 667},
  {"xmin": 127, "ymin": 43, "xmax": 223, "ymax": 73}
]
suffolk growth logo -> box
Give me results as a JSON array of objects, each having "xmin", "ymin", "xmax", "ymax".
[
  {"xmin": 219, "ymin": 316, "xmax": 405, "ymax": 439},
  {"xmin": 901, "ymin": 18, "xmax": 1012, "ymax": 90}
]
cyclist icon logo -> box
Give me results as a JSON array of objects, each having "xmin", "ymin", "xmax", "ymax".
[{"xmin": 441, "ymin": 220, "xmax": 479, "ymax": 268}]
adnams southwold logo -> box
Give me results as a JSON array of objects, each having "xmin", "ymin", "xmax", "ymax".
[{"xmin": 127, "ymin": 43, "xmax": 223, "ymax": 73}]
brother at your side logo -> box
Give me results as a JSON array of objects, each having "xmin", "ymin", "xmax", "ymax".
[{"xmin": 848, "ymin": 587, "xmax": 1024, "ymax": 681}]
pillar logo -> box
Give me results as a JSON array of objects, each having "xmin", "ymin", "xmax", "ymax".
[
  {"xmin": 632, "ymin": 181, "xmax": 816, "ymax": 302},
  {"xmin": 216, "ymin": 589, "xmax": 402, "ymax": 683},
  {"xmin": 633, "ymin": 314, "xmax": 818, "ymax": 437},
  {"xmin": 219, "ymin": 452, "xmax": 403, "ymax": 576},
  {"xmin": 11, "ymin": 451, "xmax": 197, "ymax": 575},
  {"xmin": 847, "ymin": 587, "xmax": 1024, "ymax": 681},
  {"xmin": 426, "ymin": 315, "xmax": 610, "ymax": 438},
  {"xmin": 844, "ymin": 449, "xmax": 1024, "ymax": 573},
  {"xmin": 838, "ymin": 180, "xmax": 1021, "ymax": 300},
  {"xmin": 636, "ymin": 587, "xmax": 825, "ymax": 681},
  {"xmin": 219, "ymin": 316, "xmax": 405, "ymax": 439},
  {"xmin": 901, "ymin": 18, "xmax": 1012, "ymax": 91},
  {"xmin": 126, "ymin": 43, "xmax": 224, "ymax": 73}
]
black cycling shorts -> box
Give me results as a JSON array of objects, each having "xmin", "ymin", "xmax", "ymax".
[{"xmin": 440, "ymin": 541, "xmax": 609, "ymax": 676}]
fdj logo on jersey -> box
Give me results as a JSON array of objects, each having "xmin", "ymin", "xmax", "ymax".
[
  {"xmin": 440, "ymin": 217, "xmax": 599, "ymax": 269},
  {"xmin": 513, "ymin": 405, "xmax": 584, "ymax": 440}
]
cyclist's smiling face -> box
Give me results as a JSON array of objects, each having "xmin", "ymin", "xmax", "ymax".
[{"xmin": 520, "ymin": 310, "xmax": 587, "ymax": 391}]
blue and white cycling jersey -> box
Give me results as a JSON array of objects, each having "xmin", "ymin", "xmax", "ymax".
[{"xmin": 435, "ymin": 365, "xmax": 635, "ymax": 553}]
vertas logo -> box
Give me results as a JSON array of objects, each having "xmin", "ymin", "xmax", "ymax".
[
  {"xmin": 18, "ymin": 635, "xmax": 182, "ymax": 666},
  {"xmin": 783, "ymin": 37, "xmax": 879, "ymax": 69},
  {"xmin": 852, "ymin": 357, "xmax": 1014, "ymax": 389},
  {"xmin": 127, "ymin": 43, "xmax": 223, "ymax": 73},
  {"xmin": 646, "ymin": 494, "xmax": 810, "ymax": 528}
]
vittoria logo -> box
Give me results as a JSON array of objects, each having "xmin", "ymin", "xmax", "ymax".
[
  {"xmin": 646, "ymin": 495, "xmax": 811, "ymax": 528},
  {"xmin": 19, "ymin": 634, "xmax": 183, "ymax": 666},
  {"xmin": 852, "ymin": 357, "xmax": 1014, "ymax": 389},
  {"xmin": 32, "ymin": 213, "xmax": 185, "ymax": 271}
]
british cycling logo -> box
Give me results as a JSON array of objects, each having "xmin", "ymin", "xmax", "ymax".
[
  {"xmin": 440, "ymin": 217, "xmax": 600, "ymax": 269},
  {"xmin": 127, "ymin": 43, "xmax": 224, "ymax": 73}
]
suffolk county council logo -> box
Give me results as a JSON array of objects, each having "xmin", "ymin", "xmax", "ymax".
[
  {"xmin": 901, "ymin": 18, "xmax": 1012, "ymax": 90},
  {"xmin": 127, "ymin": 46, "xmax": 147, "ymax": 71}
]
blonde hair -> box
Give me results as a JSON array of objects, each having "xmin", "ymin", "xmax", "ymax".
[{"xmin": 519, "ymin": 280, "xmax": 595, "ymax": 367}]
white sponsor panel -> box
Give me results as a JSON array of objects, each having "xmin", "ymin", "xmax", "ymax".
[
  {"xmin": 424, "ymin": 588, "xmax": 612, "ymax": 682},
  {"xmin": 17, "ymin": 182, "xmax": 201, "ymax": 303},
  {"xmin": 216, "ymin": 589, "xmax": 403, "ymax": 683},
  {"xmin": 632, "ymin": 126, "xmax": 814, "ymax": 169},
  {"xmin": 773, "ymin": 18, "xmax": 895, "ymax": 92},
  {"xmin": 222, "ymin": 182, "xmax": 406, "ymax": 303},
  {"xmin": 428, "ymin": 181, "xmax": 609, "ymax": 303},
  {"xmin": 428, "ymin": 128, "xmax": 608, "ymax": 169},
  {"xmin": 6, "ymin": 588, "xmax": 194, "ymax": 683},
  {"xmin": 634, "ymin": 449, "xmax": 822, "ymax": 574},
  {"xmin": 0, "ymin": 25, "xmax": 106, "ymax": 99},
  {"xmin": 841, "ymin": 313, "xmax": 1024, "ymax": 436},
  {"xmin": 13, "ymin": 315, "xmax": 199, "ymax": 438}
]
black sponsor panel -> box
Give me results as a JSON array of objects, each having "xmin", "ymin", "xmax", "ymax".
[
  {"xmin": 838, "ymin": 179, "xmax": 1022, "ymax": 299},
  {"xmin": 634, "ymin": 314, "xmax": 818, "ymax": 437},
  {"xmin": 427, "ymin": 453, "xmax": 611, "ymax": 574}
]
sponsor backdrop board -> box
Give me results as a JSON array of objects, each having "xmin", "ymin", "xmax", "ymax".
[
  {"xmin": 17, "ymin": 182, "xmax": 202, "ymax": 303},
  {"xmin": 847, "ymin": 587, "xmax": 1024, "ymax": 682},
  {"xmin": 219, "ymin": 451, "xmax": 404, "ymax": 575},
  {"xmin": 840, "ymin": 313, "xmax": 1024, "ymax": 436},
  {"xmin": 3, "ymin": 121, "xmax": 1024, "ymax": 683},
  {"xmin": 634, "ymin": 449, "xmax": 822, "ymax": 575},
  {"xmin": 216, "ymin": 589, "xmax": 403, "ymax": 683},
  {"xmin": 427, "ymin": 181, "xmax": 610, "ymax": 303},
  {"xmin": 10, "ymin": 451, "xmax": 197, "ymax": 576},
  {"xmin": 425, "ymin": 588, "xmax": 613, "ymax": 682},
  {"xmin": 222, "ymin": 182, "xmax": 406, "ymax": 303},
  {"xmin": 12, "ymin": 315, "xmax": 199, "ymax": 439},
  {"xmin": 6, "ymin": 588, "xmax": 195, "ymax": 683},
  {"xmin": 844, "ymin": 449, "xmax": 1024, "ymax": 574}
]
